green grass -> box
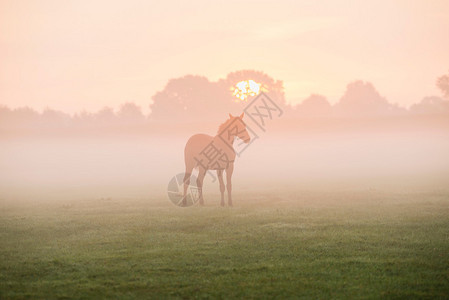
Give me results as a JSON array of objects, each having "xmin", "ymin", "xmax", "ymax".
[{"xmin": 1, "ymin": 190, "xmax": 448, "ymax": 299}]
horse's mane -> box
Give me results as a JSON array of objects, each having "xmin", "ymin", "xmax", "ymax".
[{"xmin": 217, "ymin": 118, "xmax": 233, "ymax": 135}]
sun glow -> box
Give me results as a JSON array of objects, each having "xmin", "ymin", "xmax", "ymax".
[{"xmin": 232, "ymin": 80, "xmax": 261, "ymax": 102}]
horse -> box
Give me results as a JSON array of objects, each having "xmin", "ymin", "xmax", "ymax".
[{"xmin": 182, "ymin": 112, "xmax": 250, "ymax": 206}]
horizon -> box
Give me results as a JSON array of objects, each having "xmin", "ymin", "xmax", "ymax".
[{"xmin": 0, "ymin": 72, "xmax": 447, "ymax": 116}]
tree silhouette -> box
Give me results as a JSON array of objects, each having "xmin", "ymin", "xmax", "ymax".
[
  {"xmin": 40, "ymin": 108, "xmax": 71, "ymax": 128},
  {"xmin": 436, "ymin": 71, "xmax": 449, "ymax": 98},
  {"xmin": 410, "ymin": 96, "xmax": 449, "ymax": 114},
  {"xmin": 334, "ymin": 81, "xmax": 403, "ymax": 116},
  {"xmin": 5, "ymin": 71, "xmax": 449, "ymax": 133},
  {"xmin": 117, "ymin": 102, "xmax": 145, "ymax": 124},
  {"xmin": 293, "ymin": 94, "xmax": 331, "ymax": 117},
  {"xmin": 0, "ymin": 106, "xmax": 40, "ymax": 128},
  {"xmin": 73, "ymin": 110, "xmax": 94, "ymax": 128},
  {"xmin": 0, "ymin": 105, "xmax": 12, "ymax": 126},
  {"xmin": 94, "ymin": 106, "xmax": 117, "ymax": 125},
  {"xmin": 150, "ymin": 75, "xmax": 229, "ymax": 122},
  {"xmin": 149, "ymin": 71, "xmax": 286, "ymax": 122}
]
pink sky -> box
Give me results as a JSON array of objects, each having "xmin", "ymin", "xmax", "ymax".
[{"xmin": 1, "ymin": 0, "xmax": 448, "ymax": 114}]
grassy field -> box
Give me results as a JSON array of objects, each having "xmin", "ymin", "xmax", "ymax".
[{"xmin": 1, "ymin": 190, "xmax": 448, "ymax": 299}]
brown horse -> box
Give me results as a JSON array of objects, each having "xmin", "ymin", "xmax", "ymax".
[{"xmin": 182, "ymin": 113, "xmax": 250, "ymax": 206}]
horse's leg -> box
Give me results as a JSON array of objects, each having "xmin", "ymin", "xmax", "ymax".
[
  {"xmin": 217, "ymin": 169, "xmax": 225, "ymax": 206},
  {"xmin": 226, "ymin": 164, "xmax": 234, "ymax": 206},
  {"xmin": 182, "ymin": 164, "xmax": 194, "ymax": 206},
  {"xmin": 182, "ymin": 172, "xmax": 191, "ymax": 206},
  {"xmin": 196, "ymin": 167, "xmax": 206, "ymax": 206}
]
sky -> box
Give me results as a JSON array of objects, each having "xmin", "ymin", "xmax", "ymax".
[{"xmin": 1, "ymin": 0, "xmax": 448, "ymax": 114}]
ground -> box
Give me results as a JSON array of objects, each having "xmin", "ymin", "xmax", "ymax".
[{"xmin": 1, "ymin": 190, "xmax": 448, "ymax": 299}]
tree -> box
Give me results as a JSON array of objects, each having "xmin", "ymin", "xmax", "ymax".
[
  {"xmin": 149, "ymin": 71, "xmax": 286, "ymax": 122},
  {"xmin": 0, "ymin": 105, "xmax": 12, "ymax": 127},
  {"xmin": 436, "ymin": 71, "xmax": 449, "ymax": 98},
  {"xmin": 73, "ymin": 110, "xmax": 95, "ymax": 127},
  {"xmin": 4, "ymin": 106, "xmax": 41, "ymax": 128},
  {"xmin": 409, "ymin": 96, "xmax": 449, "ymax": 114},
  {"xmin": 293, "ymin": 94, "xmax": 331, "ymax": 117},
  {"xmin": 335, "ymin": 81, "xmax": 402, "ymax": 116},
  {"xmin": 150, "ymin": 75, "xmax": 227, "ymax": 122},
  {"xmin": 40, "ymin": 108, "xmax": 71, "ymax": 128},
  {"xmin": 117, "ymin": 102, "xmax": 145, "ymax": 124},
  {"xmin": 94, "ymin": 107, "xmax": 117, "ymax": 125}
]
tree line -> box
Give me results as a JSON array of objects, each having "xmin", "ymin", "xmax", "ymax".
[{"xmin": 1, "ymin": 70, "xmax": 448, "ymax": 131}]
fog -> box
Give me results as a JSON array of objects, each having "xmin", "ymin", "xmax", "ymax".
[
  {"xmin": 2, "ymin": 71, "xmax": 449, "ymax": 205},
  {"xmin": 2, "ymin": 118, "xmax": 448, "ymax": 204}
]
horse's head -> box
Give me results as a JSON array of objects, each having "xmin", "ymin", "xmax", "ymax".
[{"xmin": 229, "ymin": 112, "xmax": 251, "ymax": 144}]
